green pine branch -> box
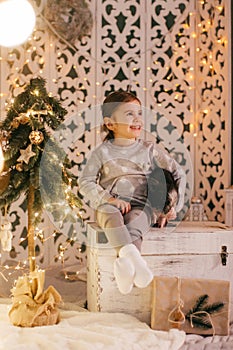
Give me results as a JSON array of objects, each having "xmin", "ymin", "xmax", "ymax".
[
  {"xmin": 187, "ymin": 315, "xmax": 213, "ymax": 330},
  {"xmin": 186, "ymin": 294, "xmax": 209, "ymax": 316},
  {"xmin": 0, "ymin": 77, "xmax": 83, "ymax": 227},
  {"xmin": 202, "ymin": 302, "xmax": 225, "ymax": 314},
  {"xmin": 186, "ymin": 294, "xmax": 225, "ymax": 330}
]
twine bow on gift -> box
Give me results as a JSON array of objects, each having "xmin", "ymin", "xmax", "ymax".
[
  {"xmin": 189, "ymin": 310, "xmax": 216, "ymax": 335},
  {"xmin": 186, "ymin": 293, "xmax": 225, "ymax": 335},
  {"xmin": 168, "ymin": 277, "xmax": 186, "ymax": 329}
]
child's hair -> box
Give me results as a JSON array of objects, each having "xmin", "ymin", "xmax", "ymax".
[
  {"xmin": 101, "ymin": 90, "xmax": 141, "ymax": 141},
  {"xmin": 147, "ymin": 168, "xmax": 178, "ymax": 215}
]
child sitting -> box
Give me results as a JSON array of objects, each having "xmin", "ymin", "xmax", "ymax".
[{"xmin": 79, "ymin": 90, "xmax": 186, "ymax": 294}]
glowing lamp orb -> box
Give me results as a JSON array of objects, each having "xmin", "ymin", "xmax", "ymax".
[{"xmin": 0, "ymin": 0, "xmax": 36, "ymax": 47}]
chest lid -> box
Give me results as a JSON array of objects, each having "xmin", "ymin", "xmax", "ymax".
[{"xmin": 142, "ymin": 221, "xmax": 233, "ymax": 255}]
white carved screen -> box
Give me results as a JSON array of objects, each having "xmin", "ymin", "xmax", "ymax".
[
  {"xmin": 0, "ymin": 0, "xmax": 231, "ymax": 271},
  {"xmin": 195, "ymin": 0, "xmax": 231, "ymax": 222}
]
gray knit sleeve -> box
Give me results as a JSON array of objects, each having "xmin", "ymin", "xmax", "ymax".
[{"xmin": 78, "ymin": 149, "xmax": 113, "ymax": 209}]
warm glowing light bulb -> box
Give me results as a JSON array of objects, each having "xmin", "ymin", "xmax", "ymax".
[{"xmin": 0, "ymin": 0, "xmax": 36, "ymax": 48}]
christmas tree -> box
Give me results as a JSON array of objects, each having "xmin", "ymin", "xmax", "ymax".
[
  {"xmin": 0, "ymin": 76, "xmax": 82, "ymax": 269},
  {"xmin": 0, "ymin": 77, "xmax": 83, "ymax": 326}
]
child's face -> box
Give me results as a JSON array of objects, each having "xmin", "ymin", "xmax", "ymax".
[{"xmin": 109, "ymin": 101, "xmax": 143, "ymax": 140}]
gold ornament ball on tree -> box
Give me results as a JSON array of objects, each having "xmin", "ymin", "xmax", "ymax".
[
  {"xmin": 29, "ymin": 131, "xmax": 44, "ymax": 145},
  {"xmin": 11, "ymin": 118, "xmax": 20, "ymax": 129},
  {"xmin": 19, "ymin": 114, "xmax": 30, "ymax": 124},
  {"xmin": 16, "ymin": 163, "xmax": 23, "ymax": 172}
]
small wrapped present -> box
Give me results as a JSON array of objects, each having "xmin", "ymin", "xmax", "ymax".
[{"xmin": 151, "ymin": 276, "xmax": 230, "ymax": 335}]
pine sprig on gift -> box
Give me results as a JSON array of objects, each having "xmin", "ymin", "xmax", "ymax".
[
  {"xmin": 186, "ymin": 294, "xmax": 209, "ymax": 315},
  {"xmin": 186, "ymin": 294, "xmax": 225, "ymax": 330},
  {"xmin": 189, "ymin": 316, "xmax": 212, "ymax": 330},
  {"xmin": 203, "ymin": 302, "xmax": 225, "ymax": 314}
]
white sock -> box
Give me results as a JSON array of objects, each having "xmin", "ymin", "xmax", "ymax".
[
  {"xmin": 119, "ymin": 244, "xmax": 153, "ymax": 288},
  {"xmin": 113, "ymin": 256, "xmax": 135, "ymax": 294}
]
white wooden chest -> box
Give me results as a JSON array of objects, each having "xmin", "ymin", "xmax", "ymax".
[{"xmin": 86, "ymin": 221, "xmax": 233, "ymax": 325}]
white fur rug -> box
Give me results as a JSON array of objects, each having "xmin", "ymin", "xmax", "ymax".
[
  {"xmin": 180, "ymin": 325, "xmax": 233, "ymax": 350},
  {"xmin": 0, "ymin": 303, "xmax": 185, "ymax": 350}
]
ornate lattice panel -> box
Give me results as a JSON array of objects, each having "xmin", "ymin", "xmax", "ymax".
[
  {"xmin": 195, "ymin": 0, "xmax": 230, "ymax": 221},
  {"xmin": 0, "ymin": 0, "xmax": 231, "ymax": 277},
  {"xmin": 95, "ymin": 0, "xmax": 146, "ymax": 100},
  {"xmin": 145, "ymin": 0, "xmax": 196, "ymax": 218}
]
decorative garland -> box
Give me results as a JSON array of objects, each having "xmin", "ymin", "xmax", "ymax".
[{"xmin": 43, "ymin": 0, "xmax": 93, "ymax": 45}]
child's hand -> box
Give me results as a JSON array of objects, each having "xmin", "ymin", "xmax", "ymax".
[{"xmin": 108, "ymin": 197, "xmax": 131, "ymax": 214}]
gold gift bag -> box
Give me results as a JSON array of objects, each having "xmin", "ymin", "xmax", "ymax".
[
  {"xmin": 151, "ymin": 276, "xmax": 230, "ymax": 335},
  {"xmin": 9, "ymin": 269, "xmax": 62, "ymax": 327}
]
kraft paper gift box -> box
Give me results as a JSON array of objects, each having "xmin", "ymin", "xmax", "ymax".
[{"xmin": 151, "ymin": 276, "xmax": 230, "ymax": 335}]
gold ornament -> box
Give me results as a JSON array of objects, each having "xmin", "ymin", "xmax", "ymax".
[
  {"xmin": 17, "ymin": 144, "xmax": 36, "ymax": 164},
  {"xmin": 45, "ymin": 104, "xmax": 53, "ymax": 115},
  {"xmin": 29, "ymin": 131, "xmax": 44, "ymax": 145},
  {"xmin": 16, "ymin": 163, "xmax": 23, "ymax": 172},
  {"xmin": 11, "ymin": 118, "xmax": 20, "ymax": 128},
  {"xmin": 19, "ymin": 114, "xmax": 30, "ymax": 124},
  {"xmin": 46, "ymin": 103, "xmax": 52, "ymax": 111}
]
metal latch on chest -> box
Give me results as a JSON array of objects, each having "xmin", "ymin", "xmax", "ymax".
[{"xmin": 221, "ymin": 245, "xmax": 228, "ymax": 266}]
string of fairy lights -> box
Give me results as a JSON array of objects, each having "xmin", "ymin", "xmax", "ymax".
[
  {"xmin": 0, "ymin": 226, "xmax": 84, "ymax": 282},
  {"xmin": 0, "ymin": 1, "xmax": 226, "ymax": 125},
  {"xmin": 0, "ymin": 0, "xmax": 228, "ymax": 283},
  {"xmin": 0, "ymin": 3, "xmax": 226, "ymax": 108}
]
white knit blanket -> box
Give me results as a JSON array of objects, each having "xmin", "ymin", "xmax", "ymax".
[
  {"xmin": 0, "ymin": 304, "xmax": 185, "ymax": 350},
  {"xmin": 180, "ymin": 325, "xmax": 233, "ymax": 350}
]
